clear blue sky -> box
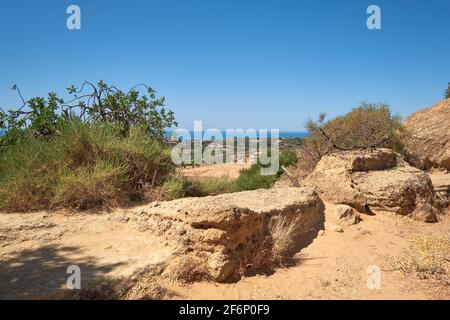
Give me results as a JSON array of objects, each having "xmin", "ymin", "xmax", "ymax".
[{"xmin": 0, "ymin": 0, "xmax": 449, "ymax": 131}]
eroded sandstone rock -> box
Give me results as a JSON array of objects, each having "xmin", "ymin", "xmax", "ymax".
[
  {"xmin": 404, "ymin": 99, "xmax": 450, "ymax": 170},
  {"xmin": 303, "ymin": 149, "xmax": 442, "ymax": 221},
  {"xmin": 132, "ymin": 187, "xmax": 325, "ymax": 281}
]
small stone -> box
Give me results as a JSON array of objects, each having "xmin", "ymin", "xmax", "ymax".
[
  {"xmin": 334, "ymin": 204, "xmax": 361, "ymax": 226},
  {"xmin": 318, "ymin": 230, "xmax": 325, "ymax": 236},
  {"xmin": 117, "ymin": 215, "xmax": 130, "ymax": 223},
  {"xmin": 329, "ymin": 224, "xmax": 344, "ymax": 233}
]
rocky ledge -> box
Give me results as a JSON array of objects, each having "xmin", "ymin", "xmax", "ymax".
[{"xmin": 131, "ymin": 187, "xmax": 325, "ymax": 282}]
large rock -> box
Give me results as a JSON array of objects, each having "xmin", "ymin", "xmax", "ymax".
[
  {"xmin": 404, "ymin": 99, "xmax": 450, "ymax": 170},
  {"xmin": 303, "ymin": 149, "xmax": 442, "ymax": 221},
  {"xmin": 132, "ymin": 187, "xmax": 325, "ymax": 282}
]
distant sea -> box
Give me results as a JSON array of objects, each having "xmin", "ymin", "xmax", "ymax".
[
  {"xmin": 164, "ymin": 130, "xmax": 308, "ymax": 140},
  {"xmin": 0, "ymin": 128, "xmax": 307, "ymax": 140}
]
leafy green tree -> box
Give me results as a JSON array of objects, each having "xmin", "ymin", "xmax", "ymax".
[{"xmin": 1, "ymin": 81, "xmax": 177, "ymax": 148}]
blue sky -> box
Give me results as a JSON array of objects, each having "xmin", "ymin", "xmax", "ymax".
[{"xmin": 0, "ymin": 0, "xmax": 449, "ymax": 131}]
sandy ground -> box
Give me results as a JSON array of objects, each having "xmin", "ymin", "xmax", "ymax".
[
  {"xmin": 163, "ymin": 204, "xmax": 449, "ymax": 300},
  {"xmin": 0, "ymin": 200, "xmax": 448, "ymax": 300},
  {"xmin": 0, "ymin": 166, "xmax": 448, "ymax": 299},
  {"xmin": 0, "ymin": 211, "xmax": 176, "ymax": 300}
]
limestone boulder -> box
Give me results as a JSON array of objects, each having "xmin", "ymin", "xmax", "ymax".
[
  {"xmin": 303, "ymin": 148, "xmax": 442, "ymax": 222},
  {"xmin": 132, "ymin": 187, "xmax": 325, "ymax": 281}
]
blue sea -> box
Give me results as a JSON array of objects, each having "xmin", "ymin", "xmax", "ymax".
[
  {"xmin": 0, "ymin": 128, "xmax": 307, "ymax": 139},
  {"xmin": 164, "ymin": 130, "xmax": 308, "ymax": 140}
]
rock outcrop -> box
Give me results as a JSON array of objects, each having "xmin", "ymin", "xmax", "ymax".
[
  {"xmin": 132, "ymin": 187, "xmax": 325, "ymax": 282},
  {"xmin": 303, "ymin": 149, "xmax": 442, "ymax": 222},
  {"xmin": 404, "ymin": 99, "xmax": 450, "ymax": 170}
]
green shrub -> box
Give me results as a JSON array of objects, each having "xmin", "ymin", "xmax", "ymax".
[
  {"xmin": 0, "ymin": 81, "xmax": 176, "ymax": 149},
  {"xmin": 279, "ymin": 149, "xmax": 298, "ymax": 168},
  {"xmin": 306, "ymin": 103, "xmax": 404, "ymax": 153},
  {"xmin": 234, "ymin": 164, "xmax": 278, "ymax": 192},
  {"xmin": 162, "ymin": 176, "xmax": 197, "ymax": 199},
  {"xmin": 233, "ymin": 149, "xmax": 298, "ymax": 192},
  {"xmin": 162, "ymin": 149, "xmax": 298, "ymax": 199},
  {"xmin": 296, "ymin": 102, "xmax": 405, "ymax": 178},
  {"xmin": 194, "ymin": 176, "xmax": 235, "ymax": 195},
  {"xmin": 0, "ymin": 122, "xmax": 175, "ymax": 211}
]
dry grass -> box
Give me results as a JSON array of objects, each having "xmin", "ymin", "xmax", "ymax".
[
  {"xmin": 120, "ymin": 267, "xmax": 176, "ymax": 300},
  {"xmin": 240, "ymin": 215, "xmax": 299, "ymax": 276},
  {"xmin": 268, "ymin": 216, "xmax": 299, "ymax": 265},
  {"xmin": 392, "ymin": 233, "xmax": 450, "ymax": 285},
  {"xmin": 163, "ymin": 255, "xmax": 212, "ymax": 284}
]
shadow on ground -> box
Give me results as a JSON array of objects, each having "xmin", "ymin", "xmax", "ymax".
[{"xmin": 0, "ymin": 244, "xmax": 124, "ymax": 299}]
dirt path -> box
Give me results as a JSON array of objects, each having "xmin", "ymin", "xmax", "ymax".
[
  {"xmin": 0, "ymin": 202, "xmax": 448, "ymax": 300},
  {"xmin": 0, "ymin": 210, "xmax": 175, "ymax": 299},
  {"xmin": 179, "ymin": 163, "xmax": 251, "ymax": 179}
]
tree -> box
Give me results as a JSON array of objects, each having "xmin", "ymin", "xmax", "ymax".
[
  {"xmin": 306, "ymin": 103, "xmax": 404, "ymax": 153},
  {"xmin": 0, "ymin": 80, "xmax": 177, "ymax": 146},
  {"xmin": 296, "ymin": 103, "xmax": 405, "ymax": 178},
  {"xmin": 445, "ymin": 82, "xmax": 450, "ymax": 99}
]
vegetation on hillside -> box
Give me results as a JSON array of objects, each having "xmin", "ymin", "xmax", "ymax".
[
  {"xmin": 445, "ymin": 82, "xmax": 450, "ymax": 99},
  {"xmin": 164, "ymin": 149, "xmax": 299, "ymax": 199},
  {"xmin": 0, "ymin": 81, "xmax": 176, "ymax": 211}
]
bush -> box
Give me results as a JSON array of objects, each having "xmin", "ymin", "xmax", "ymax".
[
  {"xmin": 445, "ymin": 82, "xmax": 450, "ymax": 99},
  {"xmin": 234, "ymin": 164, "xmax": 278, "ymax": 192},
  {"xmin": 279, "ymin": 148, "xmax": 298, "ymax": 168},
  {"xmin": 191, "ymin": 176, "xmax": 236, "ymax": 196},
  {"xmin": 0, "ymin": 81, "xmax": 177, "ymax": 212},
  {"xmin": 296, "ymin": 103, "xmax": 405, "ymax": 178},
  {"xmin": 0, "ymin": 122, "xmax": 175, "ymax": 211},
  {"xmin": 234, "ymin": 149, "xmax": 298, "ymax": 192},
  {"xmin": 0, "ymin": 81, "xmax": 176, "ymax": 149},
  {"xmin": 162, "ymin": 175, "xmax": 236, "ymax": 199},
  {"xmin": 162, "ymin": 176, "xmax": 197, "ymax": 199},
  {"xmin": 163, "ymin": 149, "xmax": 299, "ymax": 198}
]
